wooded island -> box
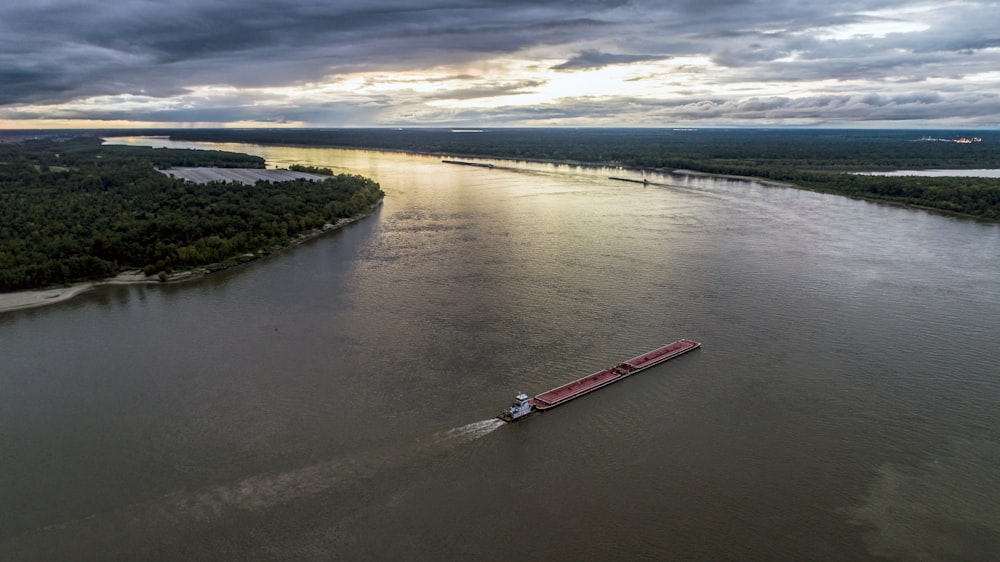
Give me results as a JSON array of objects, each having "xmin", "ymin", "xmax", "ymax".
[{"xmin": 0, "ymin": 137, "xmax": 383, "ymax": 292}]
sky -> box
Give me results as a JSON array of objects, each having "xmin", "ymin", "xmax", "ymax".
[{"xmin": 1, "ymin": 0, "xmax": 999, "ymax": 129}]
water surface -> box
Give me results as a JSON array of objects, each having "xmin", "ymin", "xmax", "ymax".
[{"xmin": 3, "ymin": 139, "xmax": 999, "ymax": 560}]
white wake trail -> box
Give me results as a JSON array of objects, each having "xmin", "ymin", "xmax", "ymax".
[
  {"xmin": 441, "ymin": 418, "xmax": 507, "ymax": 442},
  {"xmin": 10, "ymin": 417, "xmax": 508, "ymax": 557}
]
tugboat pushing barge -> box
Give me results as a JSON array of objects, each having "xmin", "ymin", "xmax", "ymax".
[
  {"xmin": 498, "ymin": 339, "xmax": 700, "ymax": 422},
  {"xmin": 497, "ymin": 339, "xmax": 701, "ymax": 423}
]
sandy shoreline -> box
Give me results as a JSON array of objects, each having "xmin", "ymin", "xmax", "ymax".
[
  {"xmin": 0, "ymin": 201, "xmax": 381, "ymax": 314},
  {"xmin": 0, "ymin": 283, "xmax": 101, "ymax": 313}
]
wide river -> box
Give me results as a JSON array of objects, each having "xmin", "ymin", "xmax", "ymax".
[{"xmin": 3, "ymin": 138, "xmax": 999, "ymax": 561}]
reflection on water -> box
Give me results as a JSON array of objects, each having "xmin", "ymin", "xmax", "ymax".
[{"xmin": 2, "ymin": 138, "xmax": 999, "ymax": 561}]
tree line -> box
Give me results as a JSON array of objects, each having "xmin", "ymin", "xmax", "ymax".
[{"xmin": 0, "ymin": 137, "xmax": 383, "ymax": 292}]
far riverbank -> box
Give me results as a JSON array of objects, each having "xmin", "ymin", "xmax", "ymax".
[{"xmin": 140, "ymin": 129, "xmax": 1000, "ymax": 221}]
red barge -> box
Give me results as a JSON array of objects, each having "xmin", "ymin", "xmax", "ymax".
[{"xmin": 498, "ymin": 339, "xmax": 700, "ymax": 422}]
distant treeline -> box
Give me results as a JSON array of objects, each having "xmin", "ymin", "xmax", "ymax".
[
  {"xmin": 152, "ymin": 128, "xmax": 1000, "ymax": 219},
  {"xmin": 0, "ymin": 137, "xmax": 383, "ymax": 292}
]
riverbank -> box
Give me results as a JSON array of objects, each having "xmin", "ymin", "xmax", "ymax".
[{"xmin": 0, "ymin": 200, "xmax": 381, "ymax": 314}]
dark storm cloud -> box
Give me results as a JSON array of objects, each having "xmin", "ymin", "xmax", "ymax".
[
  {"xmin": 532, "ymin": 92, "xmax": 1000, "ymax": 126},
  {"xmin": 664, "ymin": 92, "xmax": 1000, "ymax": 123},
  {"xmin": 1, "ymin": 0, "xmax": 998, "ymax": 125},
  {"xmin": 552, "ymin": 50, "xmax": 664, "ymax": 70},
  {"xmin": 0, "ymin": 0, "xmax": 621, "ymax": 104}
]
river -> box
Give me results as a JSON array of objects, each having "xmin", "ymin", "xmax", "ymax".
[{"xmin": 2, "ymin": 138, "xmax": 999, "ymax": 561}]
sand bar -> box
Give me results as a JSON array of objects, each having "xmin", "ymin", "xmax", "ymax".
[{"xmin": 0, "ymin": 283, "xmax": 99, "ymax": 313}]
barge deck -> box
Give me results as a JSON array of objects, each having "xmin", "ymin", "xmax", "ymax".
[{"xmin": 530, "ymin": 339, "xmax": 700, "ymax": 410}]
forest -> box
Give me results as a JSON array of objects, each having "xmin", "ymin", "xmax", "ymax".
[
  {"xmin": 0, "ymin": 137, "xmax": 383, "ymax": 292},
  {"xmin": 157, "ymin": 128, "xmax": 1000, "ymax": 219}
]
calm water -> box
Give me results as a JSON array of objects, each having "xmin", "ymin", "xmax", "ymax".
[{"xmin": 3, "ymin": 139, "xmax": 999, "ymax": 561}]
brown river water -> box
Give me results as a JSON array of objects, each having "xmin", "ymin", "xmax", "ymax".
[{"xmin": 2, "ymin": 138, "xmax": 999, "ymax": 560}]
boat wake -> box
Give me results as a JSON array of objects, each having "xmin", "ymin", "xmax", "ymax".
[
  {"xmin": 8, "ymin": 419, "xmax": 507, "ymax": 557},
  {"xmin": 165, "ymin": 419, "xmax": 507, "ymax": 517},
  {"xmin": 440, "ymin": 418, "xmax": 506, "ymax": 443}
]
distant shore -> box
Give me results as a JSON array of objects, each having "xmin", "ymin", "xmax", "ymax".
[{"xmin": 0, "ymin": 200, "xmax": 381, "ymax": 314}]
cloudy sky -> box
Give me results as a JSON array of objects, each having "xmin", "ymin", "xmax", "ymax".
[{"xmin": 2, "ymin": 0, "xmax": 998, "ymax": 128}]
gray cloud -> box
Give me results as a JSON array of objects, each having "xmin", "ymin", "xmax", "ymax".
[
  {"xmin": 0, "ymin": 0, "xmax": 997, "ymax": 126},
  {"xmin": 426, "ymin": 80, "xmax": 546, "ymax": 100},
  {"xmin": 380, "ymin": 89, "xmax": 1000, "ymax": 128},
  {"xmin": 0, "ymin": 1, "xmax": 621, "ymax": 99},
  {"xmin": 552, "ymin": 50, "xmax": 665, "ymax": 70}
]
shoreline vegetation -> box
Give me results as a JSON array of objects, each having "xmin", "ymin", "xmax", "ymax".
[
  {"xmin": 155, "ymin": 128, "xmax": 1000, "ymax": 220},
  {"xmin": 0, "ymin": 202, "xmax": 380, "ymax": 313},
  {"xmin": 0, "ymin": 136, "xmax": 384, "ymax": 311}
]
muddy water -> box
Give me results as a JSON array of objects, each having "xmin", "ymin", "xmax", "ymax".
[{"xmin": 2, "ymin": 139, "xmax": 999, "ymax": 560}]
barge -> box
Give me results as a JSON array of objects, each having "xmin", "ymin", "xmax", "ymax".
[
  {"xmin": 442, "ymin": 159, "xmax": 495, "ymax": 168},
  {"xmin": 498, "ymin": 339, "xmax": 700, "ymax": 422}
]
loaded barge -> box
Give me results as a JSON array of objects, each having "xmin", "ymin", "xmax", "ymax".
[
  {"xmin": 498, "ymin": 339, "xmax": 700, "ymax": 422},
  {"xmin": 442, "ymin": 159, "xmax": 495, "ymax": 168}
]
